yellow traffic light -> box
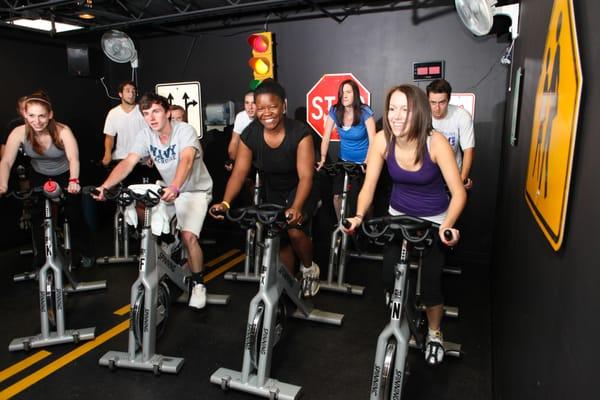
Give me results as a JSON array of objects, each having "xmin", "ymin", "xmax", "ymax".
[{"xmin": 248, "ymin": 32, "xmax": 274, "ymax": 86}]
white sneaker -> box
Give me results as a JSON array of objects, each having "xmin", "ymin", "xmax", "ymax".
[
  {"xmin": 188, "ymin": 283, "xmax": 207, "ymax": 309},
  {"xmin": 300, "ymin": 263, "xmax": 320, "ymax": 298},
  {"xmin": 424, "ymin": 329, "xmax": 445, "ymax": 366}
]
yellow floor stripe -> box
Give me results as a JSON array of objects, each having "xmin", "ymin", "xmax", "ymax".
[
  {"xmin": 0, "ymin": 351, "xmax": 52, "ymax": 384},
  {"xmin": 204, "ymin": 254, "xmax": 246, "ymax": 282},
  {"xmin": 112, "ymin": 248, "xmax": 241, "ymax": 315},
  {"xmin": 0, "ymin": 249, "xmax": 244, "ymax": 399},
  {"xmin": 113, "ymin": 304, "xmax": 130, "ymax": 316},
  {"xmin": 205, "ymin": 248, "xmax": 241, "ymax": 267},
  {"xmin": 0, "ymin": 321, "xmax": 129, "ymax": 400}
]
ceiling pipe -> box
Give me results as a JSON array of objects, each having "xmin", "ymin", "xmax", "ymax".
[{"xmin": 89, "ymin": 0, "xmax": 297, "ymax": 30}]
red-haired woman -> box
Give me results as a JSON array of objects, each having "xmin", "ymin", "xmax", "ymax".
[{"xmin": 0, "ymin": 91, "xmax": 92, "ymax": 267}]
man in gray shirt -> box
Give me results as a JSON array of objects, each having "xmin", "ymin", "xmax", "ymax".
[{"xmin": 94, "ymin": 93, "xmax": 213, "ymax": 309}]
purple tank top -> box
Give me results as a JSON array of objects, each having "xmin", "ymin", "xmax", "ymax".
[{"xmin": 387, "ymin": 138, "xmax": 449, "ymax": 216}]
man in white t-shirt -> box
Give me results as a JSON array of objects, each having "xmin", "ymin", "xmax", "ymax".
[
  {"xmin": 427, "ymin": 79, "xmax": 475, "ymax": 189},
  {"xmin": 94, "ymin": 93, "xmax": 213, "ymax": 309},
  {"xmin": 225, "ymin": 90, "xmax": 256, "ymax": 171},
  {"xmin": 101, "ymin": 81, "xmax": 148, "ymax": 166}
]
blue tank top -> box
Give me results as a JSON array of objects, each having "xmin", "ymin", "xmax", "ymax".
[
  {"xmin": 328, "ymin": 105, "xmax": 373, "ymax": 163},
  {"xmin": 387, "ymin": 137, "xmax": 448, "ymax": 217}
]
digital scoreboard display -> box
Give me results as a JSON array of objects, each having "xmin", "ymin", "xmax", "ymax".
[{"xmin": 413, "ymin": 61, "xmax": 445, "ymax": 81}]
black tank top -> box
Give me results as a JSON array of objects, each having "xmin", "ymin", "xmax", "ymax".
[{"xmin": 241, "ymin": 118, "xmax": 310, "ymax": 196}]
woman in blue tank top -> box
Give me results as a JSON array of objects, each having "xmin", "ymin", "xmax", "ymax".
[
  {"xmin": 0, "ymin": 91, "xmax": 92, "ymax": 267},
  {"xmin": 316, "ymin": 79, "xmax": 376, "ymax": 218},
  {"xmin": 345, "ymin": 85, "xmax": 466, "ymax": 366}
]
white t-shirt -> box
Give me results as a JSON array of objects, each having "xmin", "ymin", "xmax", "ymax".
[
  {"xmin": 232, "ymin": 110, "xmax": 254, "ymax": 135},
  {"xmin": 432, "ymin": 104, "xmax": 475, "ymax": 170},
  {"xmin": 130, "ymin": 121, "xmax": 213, "ymax": 193},
  {"xmin": 103, "ymin": 104, "xmax": 147, "ymax": 160}
]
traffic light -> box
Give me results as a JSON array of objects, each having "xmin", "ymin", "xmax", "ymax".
[{"xmin": 248, "ymin": 32, "xmax": 274, "ymax": 89}]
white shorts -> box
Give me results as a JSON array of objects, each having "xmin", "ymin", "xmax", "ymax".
[{"xmin": 168, "ymin": 191, "xmax": 212, "ymax": 237}]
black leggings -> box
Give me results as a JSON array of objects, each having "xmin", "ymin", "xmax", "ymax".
[
  {"xmin": 382, "ymin": 235, "xmax": 444, "ymax": 307},
  {"xmin": 29, "ymin": 170, "xmax": 90, "ymax": 267}
]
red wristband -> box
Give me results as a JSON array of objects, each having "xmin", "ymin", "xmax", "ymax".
[{"xmin": 69, "ymin": 178, "xmax": 80, "ymax": 184}]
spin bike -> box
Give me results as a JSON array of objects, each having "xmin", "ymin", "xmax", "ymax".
[
  {"xmin": 7, "ymin": 181, "xmax": 107, "ymax": 352},
  {"xmin": 224, "ymin": 170, "xmax": 264, "ymax": 283},
  {"xmin": 361, "ymin": 215, "xmax": 461, "ymax": 400},
  {"xmin": 95, "ymin": 183, "xmax": 138, "ymax": 265},
  {"xmin": 320, "ymin": 161, "xmax": 367, "ymax": 295},
  {"xmin": 211, "ymin": 204, "xmax": 344, "ymax": 400},
  {"xmin": 90, "ymin": 184, "xmax": 230, "ymax": 374}
]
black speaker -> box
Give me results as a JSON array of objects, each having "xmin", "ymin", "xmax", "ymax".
[{"xmin": 67, "ymin": 44, "xmax": 90, "ymax": 77}]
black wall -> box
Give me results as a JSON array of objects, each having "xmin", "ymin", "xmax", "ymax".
[
  {"xmin": 0, "ymin": 9, "xmax": 508, "ymax": 265},
  {"xmin": 135, "ymin": 8, "xmax": 508, "ymax": 264},
  {"xmin": 493, "ymin": 0, "xmax": 598, "ymax": 399},
  {"xmin": 0, "ymin": 34, "xmax": 115, "ymax": 249}
]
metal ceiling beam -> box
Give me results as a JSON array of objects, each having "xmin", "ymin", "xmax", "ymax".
[
  {"xmin": 88, "ymin": 0, "xmax": 299, "ymax": 31},
  {"xmin": 5, "ymin": 0, "xmax": 78, "ymax": 12}
]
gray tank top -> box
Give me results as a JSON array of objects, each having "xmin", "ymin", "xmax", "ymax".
[{"xmin": 22, "ymin": 139, "xmax": 69, "ymax": 176}]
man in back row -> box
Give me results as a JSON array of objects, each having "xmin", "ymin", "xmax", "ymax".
[
  {"xmin": 101, "ymin": 81, "xmax": 158, "ymax": 182},
  {"xmin": 426, "ymin": 79, "xmax": 475, "ymax": 189},
  {"xmin": 94, "ymin": 93, "xmax": 213, "ymax": 309},
  {"xmin": 225, "ymin": 90, "xmax": 256, "ymax": 171}
]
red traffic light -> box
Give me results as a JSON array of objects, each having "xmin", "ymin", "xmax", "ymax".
[{"xmin": 248, "ymin": 33, "xmax": 270, "ymax": 53}]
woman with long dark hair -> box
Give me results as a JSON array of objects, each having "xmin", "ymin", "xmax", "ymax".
[{"xmin": 316, "ymin": 79, "xmax": 376, "ymax": 218}]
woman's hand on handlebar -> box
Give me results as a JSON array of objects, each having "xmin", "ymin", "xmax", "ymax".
[
  {"xmin": 315, "ymin": 160, "xmax": 325, "ymax": 171},
  {"xmin": 209, "ymin": 202, "xmax": 228, "ymax": 220},
  {"xmin": 285, "ymin": 207, "xmax": 302, "ymax": 226},
  {"xmin": 439, "ymin": 227, "xmax": 460, "ymax": 247},
  {"xmin": 0, "ymin": 185, "xmax": 7, "ymax": 196},
  {"xmin": 67, "ymin": 181, "xmax": 81, "ymax": 194},
  {"xmin": 342, "ymin": 216, "xmax": 363, "ymax": 234}
]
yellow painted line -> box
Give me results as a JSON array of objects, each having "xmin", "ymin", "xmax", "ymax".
[
  {"xmin": 205, "ymin": 249, "xmax": 241, "ymax": 267},
  {"xmin": 112, "ymin": 248, "xmax": 241, "ymax": 315},
  {"xmin": 0, "ymin": 351, "xmax": 52, "ymax": 384},
  {"xmin": 113, "ymin": 304, "xmax": 130, "ymax": 316},
  {"xmin": 0, "ymin": 320, "xmax": 129, "ymax": 399},
  {"xmin": 0, "ymin": 250, "xmax": 243, "ymax": 398},
  {"xmin": 205, "ymin": 254, "xmax": 246, "ymax": 282}
]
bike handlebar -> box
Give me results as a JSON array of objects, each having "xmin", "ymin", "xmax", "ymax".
[
  {"xmin": 320, "ymin": 161, "xmax": 365, "ymax": 177},
  {"xmin": 82, "ymin": 185, "xmax": 162, "ymax": 207},
  {"xmin": 359, "ymin": 215, "xmax": 450, "ymax": 246}
]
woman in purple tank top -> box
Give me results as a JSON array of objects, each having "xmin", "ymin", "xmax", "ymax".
[{"xmin": 345, "ymin": 85, "xmax": 466, "ymax": 366}]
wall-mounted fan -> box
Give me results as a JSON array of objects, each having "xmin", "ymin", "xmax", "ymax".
[
  {"xmin": 455, "ymin": 0, "xmax": 520, "ymax": 40},
  {"xmin": 101, "ymin": 30, "xmax": 138, "ymax": 68}
]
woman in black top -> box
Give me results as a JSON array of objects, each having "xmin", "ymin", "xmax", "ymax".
[{"xmin": 210, "ymin": 79, "xmax": 321, "ymax": 297}]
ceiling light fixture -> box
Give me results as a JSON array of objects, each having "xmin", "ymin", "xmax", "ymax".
[
  {"xmin": 9, "ymin": 18, "xmax": 84, "ymax": 32},
  {"xmin": 78, "ymin": 0, "xmax": 95, "ymax": 20}
]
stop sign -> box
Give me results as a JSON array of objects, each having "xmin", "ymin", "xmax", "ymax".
[{"xmin": 306, "ymin": 73, "xmax": 371, "ymax": 141}]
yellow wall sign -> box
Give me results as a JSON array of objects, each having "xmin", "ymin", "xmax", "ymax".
[{"xmin": 525, "ymin": 0, "xmax": 582, "ymax": 251}]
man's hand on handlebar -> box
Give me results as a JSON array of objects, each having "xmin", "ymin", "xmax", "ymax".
[
  {"xmin": 91, "ymin": 186, "xmax": 106, "ymax": 201},
  {"xmin": 0, "ymin": 185, "xmax": 7, "ymax": 196},
  {"xmin": 160, "ymin": 187, "xmax": 178, "ymax": 203},
  {"xmin": 439, "ymin": 227, "xmax": 460, "ymax": 247}
]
